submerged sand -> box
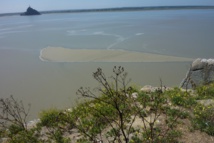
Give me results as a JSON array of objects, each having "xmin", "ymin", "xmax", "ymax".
[{"xmin": 40, "ymin": 47, "xmax": 193, "ymax": 62}]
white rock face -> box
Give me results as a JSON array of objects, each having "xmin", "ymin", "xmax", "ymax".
[
  {"xmin": 131, "ymin": 92, "xmax": 138, "ymax": 99},
  {"xmin": 140, "ymin": 85, "xmax": 163, "ymax": 93},
  {"xmin": 181, "ymin": 58, "xmax": 214, "ymax": 88},
  {"xmin": 27, "ymin": 119, "xmax": 40, "ymax": 129},
  {"xmin": 191, "ymin": 58, "xmax": 214, "ymax": 71},
  {"xmin": 191, "ymin": 58, "xmax": 206, "ymax": 71},
  {"xmin": 140, "ymin": 85, "xmax": 153, "ymax": 93},
  {"xmin": 207, "ymin": 59, "xmax": 214, "ymax": 65}
]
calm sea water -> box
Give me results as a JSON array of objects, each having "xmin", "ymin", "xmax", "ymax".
[{"xmin": 0, "ymin": 10, "xmax": 214, "ymax": 119}]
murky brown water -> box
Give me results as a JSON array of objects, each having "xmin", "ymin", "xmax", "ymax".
[{"xmin": 0, "ymin": 10, "xmax": 213, "ymax": 119}]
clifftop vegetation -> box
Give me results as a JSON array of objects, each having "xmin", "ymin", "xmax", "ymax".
[{"xmin": 0, "ymin": 66, "xmax": 214, "ymax": 143}]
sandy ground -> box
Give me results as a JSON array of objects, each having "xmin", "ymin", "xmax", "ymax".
[{"xmin": 40, "ymin": 47, "xmax": 193, "ymax": 63}]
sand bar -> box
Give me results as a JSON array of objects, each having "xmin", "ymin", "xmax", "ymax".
[{"xmin": 40, "ymin": 47, "xmax": 193, "ymax": 62}]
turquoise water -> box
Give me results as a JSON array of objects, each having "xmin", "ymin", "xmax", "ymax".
[{"xmin": 0, "ymin": 10, "xmax": 213, "ymax": 119}]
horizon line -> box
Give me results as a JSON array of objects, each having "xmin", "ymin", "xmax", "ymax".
[{"xmin": 1, "ymin": 5, "xmax": 214, "ymax": 16}]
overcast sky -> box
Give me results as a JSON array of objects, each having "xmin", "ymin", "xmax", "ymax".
[{"xmin": 1, "ymin": 0, "xmax": 214, "ymax": 13}]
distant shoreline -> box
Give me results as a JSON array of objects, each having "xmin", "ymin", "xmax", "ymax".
[{"xmin": 1, "ymin": 6, "xmax": 214, "ymax": 17}]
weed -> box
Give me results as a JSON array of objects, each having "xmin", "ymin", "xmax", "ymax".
[{"xmin": 192, "ymin": 104, "xmax": 214, "ymax": 136}]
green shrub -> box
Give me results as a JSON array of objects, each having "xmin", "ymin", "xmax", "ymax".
[
  {"xmin": 160, "ymin": 130, "xmax": 182, "ymax": 143},
  {"xmin": 139, "ymin": 128, "xmax": 181, "ymax": 143},
  {"xmin": 39, "ymin": 108, "xmax": 61, "ymax": 127},
  {"xmin": 39, "ymin": 108, "xmax": 71, "ymax": 143},
  {"xmin": 164, "ymin": 107, "xmax": 189, "ymax": 119},
  {"xmin": 196, "ymin": 83, "xmax": 214, "ymax": 99},
  {"xmin": 166, "ymin": 87, "xmax": 196, "ymax": 108},
  {"xmin": 76, "ymin": 67, "xmax": 138, "ymax": 142},
  {"xmin": 8, "ymin": 124, "xmax": 24, "ymax": 135},
  {"xmin": 192, "ymin": 104, "xmax": 214, "ymax": 136},
  {"xmin": 48, "ymin": 129, "xmax": 70, "ymax": 143},
  {"xmin": 72, "ymin": 98, "xmax": 120, "ymax": 141},
  {"xmin": 75, "ymin": 67, "xmax": 183, "ymax": 142},
  {"xmin": 7, "ymin": 125, "xmax": 41, "ymax": 143}
]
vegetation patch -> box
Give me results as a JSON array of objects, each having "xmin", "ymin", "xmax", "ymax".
[{"xmin": 0, "ymin": 66, "xmax": 214, "ymax": 143}]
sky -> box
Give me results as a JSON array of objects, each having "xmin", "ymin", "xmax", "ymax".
[{"xmin": 1, "ymin": 0, "xmax": 214, "ymax": 14}]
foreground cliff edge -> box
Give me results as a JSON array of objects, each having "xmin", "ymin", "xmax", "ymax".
[{"xmin": 20, "ymin": 6, "xmax": 41, "ymax": 16}]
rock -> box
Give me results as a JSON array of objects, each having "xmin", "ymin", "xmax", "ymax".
[
  {"xmin": 140, "ymin": 85, "xmax": 168, "ymax": 93},
  {"xmin": 191, "ymin": 58, "xmax": 206, "ymax": 71},
  {"xmin": 140, "ymin": 85, "xmax": 153, "ymax": 93},
  {"xmin": 1, "ymin": 138, "xmax": 8, "ymax": 143},
  {"xmin": 164, "ymin": 87, "xmax": 173, "ymax": 92},
  {"xmin": 21, "ymin": 6, "xmax": 41, "ymax": 16},
  {"xmin": 197, "ymin": 99, "xmax": 214, "ymax": 106},
  {"xmin": 180, "ymin": 58, "xmax": 214, "ymax": 88},
  {"xmin": 27, "ymin": 119, "xmax": 40, "ymax": 129},
  {"xmin": 207, "ymin": 59, "xmax": 214, "ymax": 66},
  {"xmin": 131, "ymin": 92, "xmax": 138, "ymax": 99},
  {"xmin": 191, "ymin": 58, "xmax": 214, "ymax": 71}
]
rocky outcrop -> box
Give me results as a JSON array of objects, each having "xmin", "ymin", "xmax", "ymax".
[
  {"xmin": 197, "ymin": 99, "xmax": 214, "ymax": 106},
  {"xmin": 180, "ymin": 58, "xmax": 214, "ymax": 88},
  {"xmin": 21, "ymin": 6, "xmax": 41, "ymax": 16},
  {"xmin": 140, "ymin": 85, "xmax": 172, "ymax": 93}
]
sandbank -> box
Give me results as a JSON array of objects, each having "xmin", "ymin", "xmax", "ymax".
[{"xmin": 40, "ymin": 47, "xmax": 193, "ymax": 62}]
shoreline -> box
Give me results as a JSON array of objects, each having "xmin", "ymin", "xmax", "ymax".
[
  {"xmin": 1, "ymin": 6, "xmax": 214, "ymax": 17},
  {"xmin": 39, "ymin": 47, "xmax": 193, "ymax": 63}
]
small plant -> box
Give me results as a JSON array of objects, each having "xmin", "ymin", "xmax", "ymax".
[
  {"xmin": 165, "ymin": 87, "xmax": 196, "ymax": 108},
  {"xmin": 39, "ymin": 108, "xmax": 61, "ymax": 127},
  {"xmin": 196, "ymin": 83, "xmax": 214, "ymax": 99},
  {"xmin": 165, "ymin": 107, "xmax": 189, "ymax": 119},
  {"xmin": 39, "ymin": 108, "xmax": 71, "ymax": 143},
  {"xmin": 75, "ymin": 66, "xmax": 183, "ymax": 142},
  {"xmin": 76, "ymin": 66, "xmax": 136, "ymax": 142},
  {"xmin": 71, "ymin": 101, "xmax": 113, "ymax": 142},
  {"xmin": 192, "ymin": 103, "xmax": 214, "ymax": 136},
  {"xmin": 6, "ymin": 127, "xmax": 40, "ymax": 143},
  {"xmin": 0, "ymin": 95, "xmax": 39, "ymax": 143},
  {"xmin": 0, "ymin": 95, "xmax": 30, "ymax": 130}
]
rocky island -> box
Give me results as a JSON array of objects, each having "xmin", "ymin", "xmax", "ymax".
[{"xmin": 20, "ymin": 6, "xmax": 41, "ymax": 16}]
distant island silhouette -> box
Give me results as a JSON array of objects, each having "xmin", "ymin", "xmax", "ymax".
[
  {"xmin": 0, "ymin": 6, "xmax": 214, "ymax": 17},
  {"xmin": 20, "ymin": 6, "xmax": 41, "ymax": 16}
]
